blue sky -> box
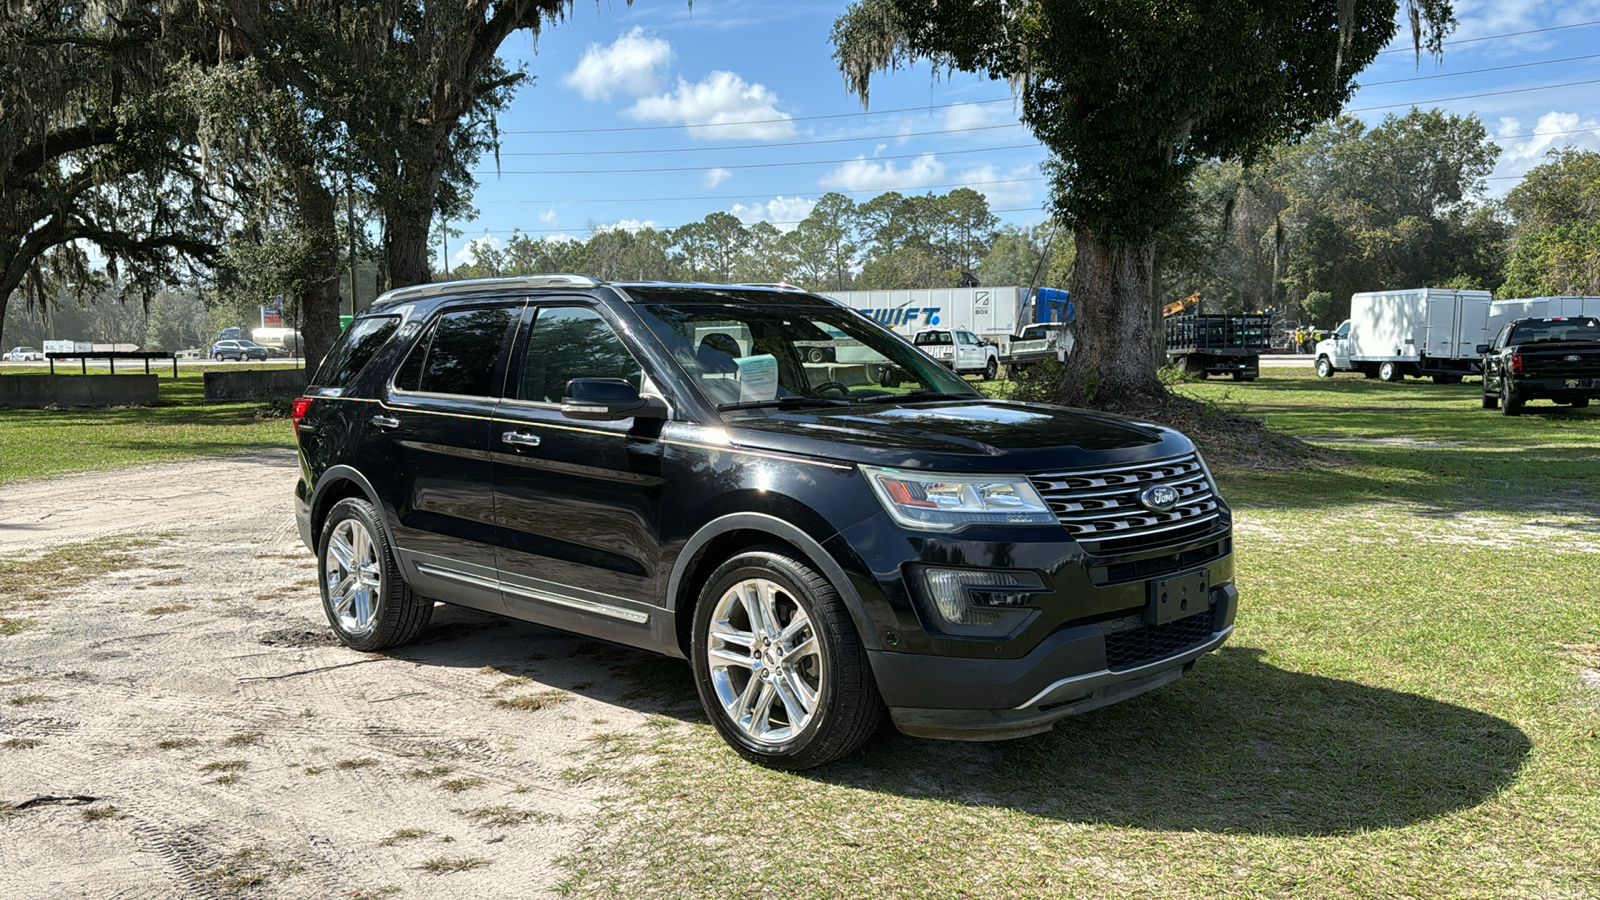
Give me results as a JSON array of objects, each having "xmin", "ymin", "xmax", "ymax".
[{"xmin": 452, "ymin": 0, "xmax": 1600, "ymax": 267}]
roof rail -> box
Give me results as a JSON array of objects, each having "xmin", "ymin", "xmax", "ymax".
[
  {"xmin": 371, "ymin": 274, "xmax": 601, "ymax": 307},
  {"xmin": 738, "ymin": 282, "xmax": 807, "ymax": 291}
]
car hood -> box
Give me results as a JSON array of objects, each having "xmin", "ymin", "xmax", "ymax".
[{"xmin": 720, "ymin": 398, "xmax": 1191, "ymax": 472}]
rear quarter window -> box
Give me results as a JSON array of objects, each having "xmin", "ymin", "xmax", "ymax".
[{"xmin": 312, "ymin": 316, "xmax": 400, "ymax": 388}]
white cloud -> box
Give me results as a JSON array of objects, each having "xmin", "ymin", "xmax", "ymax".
[
  {"xmin": 942, "ymin": 102, "xmax": 1002, "ymax": 132},
  {"xmin": 1496, "ymin": 110, "xmax": 1600, "ymax": 162},
  {"xmin": 953, "ymin": 163, "xmax": 1040, "ymax": 209},
  {"xmin": 703, "ymin": 167, "xmax": 733, "ymax": 188},
  {"xmin": 627, "ymin": 71, "xmax": 796, "ymax": 140},
  {"xmin": 1487, "ymin": 110, "xmax": 1600, "ymax": 196},
  {"xmin": 538, "ymin": 207, "xmax": 559, "ymax": 226},
  {"xmin": 730, "ymin": 196, "xmax": 818, "ymax": 232},
  {"xmin": 817, "ymin": 154, "xmax": 947, "ymax": 192},
  {"xmin": 592, "ymin": 219, "xmax": 659, "ymax": 234},
  {"xmin": 452, "ymin": 234, "xmax": 502, "ymax": 268},
  {"xmin": 562, "ymin": 27, "xmax": 672, "ymax": 101}
]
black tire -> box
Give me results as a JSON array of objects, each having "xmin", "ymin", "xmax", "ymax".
[
  {"xmin": 1570, "ymin": 397, "xmax": 1590, "ymax": 409},
  {"xmin": 690, "ymin": 544, "xmax": 883, "ymax": 769},
  {"xmin": 1499, "ymin": 385, "xmax": 1521, "ymax": 416},
  {"xmin": 1379, "ymin": 361, "xmax": 1402, "ymax": 382},
  {"xmin": 983, "ymin": 357, "xmax": 998, "ymax": 381},
  {"xmin": 807, "ymin": 347, "xmax": 827, "ymax": 364},
  {"xmin": 317, "ymin": 497, "xmax": 433, "ymax": 651},
  {"xmin": 1481, "ymin": 387, "xmax": 1499, "ymax": 410},
  {"xmin": 1314, "ymin": 357, "xmax": 1335, "ymax": 379}
]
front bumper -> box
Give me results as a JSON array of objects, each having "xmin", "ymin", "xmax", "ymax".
[{"xmin": 870, "ymin": 583, "xmax": 1237, "ymax": 740}]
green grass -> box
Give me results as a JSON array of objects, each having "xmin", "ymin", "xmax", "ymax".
[
  {"xmin": 0, "ymin": 366, "xmax": 297, "ymax": 484},
  {"xmin": 0, "ymin": 537, "xmax": 160, "ymax": 635},
  {"xmin": 557, "ymin": 374, "xmax": 1600, "ymax": 900}
]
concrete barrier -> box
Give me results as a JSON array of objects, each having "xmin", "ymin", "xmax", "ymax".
[
  {"xmin": 0, "ymin": 375, "xmax": 159, "ymax": 408},
  {"xmin": 827, "ymin": 364, "xmax": 872, "ymax": 386},
  {"xmin": 204, "ymin": 368, "xmax": 310, "ymax": 402}
]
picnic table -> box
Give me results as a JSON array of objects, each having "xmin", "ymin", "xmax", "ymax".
[{"xmin": 46, "ymin": 351, "xmax": 178, "ymax": 377}]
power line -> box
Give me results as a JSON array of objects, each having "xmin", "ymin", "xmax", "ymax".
[
  {"xmin": 476, "ymin": 176, "xmax": 1050, "ymax": 206},
  {"xmin": 1360, "ymin": 53, "xmax": 1600, "ymax": 86},
  {"xmin": 483, "ymin": 23, "xmax": 1600, "ymax": 142},
  {"xmin": 496, "ymin": 123, "xmax": 1027, "ymax": 157},
  {"xmin": 473, "ymin": 143, "xmax": 1040, "ymax": 176},
  {"xmin": 1489, "ymin": 125, "xmax": 1600, "ymax": 142},
  {"xmin": 1378, "ymin": 19, "xmax": 1600, "ymax": 54},
  {"xmin": 453, "ymin": 205, "xmax": 1046, "ymax": 239},
  {"xmin": 498, "ymin": 97, "xmax": 1019, "ymax": 136},
  {"xmin": 1348, "ymin": 77, "xmax": 1600, "ymax": 112}
]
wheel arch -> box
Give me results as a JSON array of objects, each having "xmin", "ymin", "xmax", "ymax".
[
  {"xmin": 665, "ymin": 513, "xmax": 878, "ymax": 658},
  {"xmin": 308, "ymin": 466, "xmax": 386, "ymax": 545}
]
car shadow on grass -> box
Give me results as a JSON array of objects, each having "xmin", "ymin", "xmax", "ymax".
[
  {"xmin": 818, "ymin": 645, "xmax": 1531, "ymax": 837},
  {"xmin": 378, "ymin": 609, "xmax": 1529, "ymax": 838}
]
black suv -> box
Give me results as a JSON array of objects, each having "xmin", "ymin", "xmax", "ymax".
[{"xmin": 292, "ymin": 277, "xmax": 1236, "ymax": 768}]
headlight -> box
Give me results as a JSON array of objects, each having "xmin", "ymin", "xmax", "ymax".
[{"xmin": 860, "ymin": 466, "xmax": 1056, "ymax": 531}]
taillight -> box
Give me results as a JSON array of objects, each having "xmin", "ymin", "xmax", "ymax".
[
  {"xmin": 290, "ymin": 397, "xmax": 313, "ymax": 432},
  {"xmin": 1509, "ymin": 353, "xmax": 1523, "ymax": 374}
]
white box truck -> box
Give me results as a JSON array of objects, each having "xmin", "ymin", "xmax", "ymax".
[
  {"xmin": 1313, "ymin": 288, "xmax": 1492, "ymax": 383},
  {"xmin": 1488, "ymin": 296, "xmax": 1600, "ymax": 337}
]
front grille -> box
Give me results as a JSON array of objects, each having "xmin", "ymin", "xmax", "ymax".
[
  {"xmin": 1101, "ymin": 606, "xmax": 1218, "ymax": 671},
  {"xmin": 1031, "ymin": 454, "xmax": 1221, "ymax": 552}
]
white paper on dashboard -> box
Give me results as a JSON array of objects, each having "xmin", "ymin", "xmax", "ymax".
[{"xmin": 735, "ymin": 353, "xmax": 779, "ymax": 402}]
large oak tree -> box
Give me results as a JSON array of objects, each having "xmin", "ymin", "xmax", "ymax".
[
  {"xmin": 833, "ymin": 0, "xmax": 1455, "ymax": 407},
  {"xmin": 1, "ymin": 2, "xmax": 222, "ymax": 350}
]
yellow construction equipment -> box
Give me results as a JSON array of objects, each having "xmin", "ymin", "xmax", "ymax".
[{"xmin": 1163, "ymin": 292, "xmax": 1200, "ymax": 318}]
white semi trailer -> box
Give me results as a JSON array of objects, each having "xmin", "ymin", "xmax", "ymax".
[
  {"xmin": 823, "ymin": 287, "xmax": 1029, "ymax": 346},
  {"xmin": 1313, "ymin": 288, "xmax": 1493, "ymax": 383}
]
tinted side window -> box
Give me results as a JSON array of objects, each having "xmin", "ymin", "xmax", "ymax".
[
  {"xmin": 516, "ymin": 307, "xmax": 641, "ymax": 403},
  {"xmin": 396, "ymin": 307, "xmax": 517, "ymax": 397},
  {"xmin": 313, "ymin": 316, "xmax": 400, "ymax": 388}
]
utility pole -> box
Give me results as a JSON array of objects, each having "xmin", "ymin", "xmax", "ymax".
[{"xmin": 347, "ymin": 174, "xmax": 358, "ymax": 318}]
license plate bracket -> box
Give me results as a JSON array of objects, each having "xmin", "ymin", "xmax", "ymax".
[{"xmin": 1146, "ymin": 568, "xmax": 1210, "ymax": 626}]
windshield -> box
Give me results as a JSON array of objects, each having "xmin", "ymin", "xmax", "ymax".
[
  {"xmin": 1018, "ymin": 325, "xmax": 1050, "ymax": 341},
  {"xmin": 914, "ymin": 331, "xmax": 952, "ymax": 346},
  {"xmin": 1509, "ymin": 317, "xmax": 1600, "ymax": 344},
  {"xmin": 631, "ymin": 302, "xmax": 977, "ymax": 409}
]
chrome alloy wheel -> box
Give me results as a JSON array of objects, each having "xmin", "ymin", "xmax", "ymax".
[
  {"xmin": 705, "ymin": 578, "xmax": 824, "ymax": 745},
  {"xmin": 324, "ymin": 519, "xmax": 382, "ymax": 637}
]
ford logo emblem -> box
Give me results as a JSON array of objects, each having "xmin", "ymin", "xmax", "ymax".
[
  {"xmin": 1565, "ymin": 355, "xmax": 1581, "ymax": 362},
  {"xmin": 1140, "ymin": 485, "xmax": 1180, "ymax": 512}
]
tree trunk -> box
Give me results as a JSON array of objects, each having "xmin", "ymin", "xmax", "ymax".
[
  {"xmin": 1057, "ymin": 228, "xmax": 1163, "ymax": 408},
  {"xmin": 294, "ymin": 174, "xmax": 344, "ymax": 373},
  {"xmin": 385, "ymin": 211, "xmax": 434, "ymax": 289}
]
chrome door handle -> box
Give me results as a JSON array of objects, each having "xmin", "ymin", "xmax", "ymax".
[
  {"xmin": 502, "ymin": 431, "xmax": 541, "ymax": 448},
  {"xmin": 370, "ymin": 415, "xmax": 400, "ymax": 430}
]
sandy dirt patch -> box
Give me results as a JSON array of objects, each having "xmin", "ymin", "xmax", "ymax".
[{"xmin": 0, "ymin": 452, "xmax": 679, "ymax": 899}]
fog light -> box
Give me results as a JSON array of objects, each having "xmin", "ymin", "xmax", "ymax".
[{"xmin": 916, "ymin": 567, "xmax": 1045, "ymax": 638}]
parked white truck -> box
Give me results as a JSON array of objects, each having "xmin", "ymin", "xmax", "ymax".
[
  {"xmin": 1313, "ymin": 288, "xmax": 1493, "ymax": 383},
  {"xmin": 1488, "ymin": 296, "xmax": 1600, "ymax": 334}
]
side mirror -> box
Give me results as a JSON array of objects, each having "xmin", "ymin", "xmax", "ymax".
[
  {"xmin": 561, "ymin": 378, "xmax": 666, "ymax": 421},
  {"xmin": 1475, "ymin": 344, "xmax": 1490, "ymax": 355}
]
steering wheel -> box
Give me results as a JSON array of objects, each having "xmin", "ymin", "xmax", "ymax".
[{"xmin": 811, "ymin": 380, "xmax": 851, "ymax": 398}]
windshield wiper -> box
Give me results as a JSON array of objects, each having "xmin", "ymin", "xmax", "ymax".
[
  {"xmin": 851, "ymin": 390, "xmax": 951, "ymax": 404},
  {"xmin": 715, "ymin": 396, "xmax": 853, "ymax": 412}
]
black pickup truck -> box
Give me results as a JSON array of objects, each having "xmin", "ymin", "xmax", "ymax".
[{"xmin": 1478, "ymin": 316, "xmax": 1600, "ymax": 415}]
